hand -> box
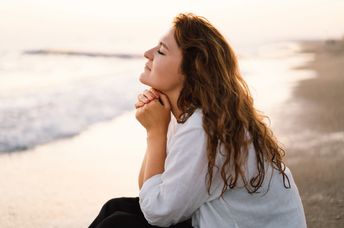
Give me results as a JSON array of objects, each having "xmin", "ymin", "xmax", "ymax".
[
  {"xmin": 135, "ymin": 92, "xmax": 171, "ymax": 136},
  {"xmin": 135, "ymin": 88, "xmax": 161, "ymax": 109}
]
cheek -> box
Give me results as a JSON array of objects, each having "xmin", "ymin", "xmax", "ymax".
[
  {"xmin": 138, "ymin": 64, "xmax": 165, "ymax": 89},
  {"xmin": 156, "ymin": 60, "xmax": 184, "ymax": 89},
  {"xmin": 154, "ymin": 58, "xmax": 177, "ymax": 77},
  {"xmin": 140, "ymin": 58, "xmax": 184, "ymax": 91}
]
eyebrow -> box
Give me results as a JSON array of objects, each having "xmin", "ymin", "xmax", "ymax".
[{"xmin": 159, "ymin": 41, "xmax": 169, "ymax": 50}]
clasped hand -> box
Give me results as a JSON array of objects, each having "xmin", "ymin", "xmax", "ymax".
[{"xmin": 135, "ymin": 88, "xmax": 171, "ymax": 136}]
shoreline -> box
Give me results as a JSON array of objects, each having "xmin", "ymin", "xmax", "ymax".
[
  {"xmin": 0, "ymin": 111, "xmax": 145, "ymax": 227},
  {"xmin": 286, "ymin": 38, "xmax": 344, "ymax": 227},
  {"xmin": 0, "ymin": 40, "xmax": 341, "ymax": 227}
]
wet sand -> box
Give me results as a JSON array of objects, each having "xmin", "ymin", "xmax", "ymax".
[
  {"xmin": 0, "ymin": 111, "xmax": 146, "ymax": 228},
  {"xmin": 0, "ymin": 40, "xmax": 343, "ymax": 227},
  {"xmin": 285, "ymin": 38, "xmax": 344, "ymax": 227}
]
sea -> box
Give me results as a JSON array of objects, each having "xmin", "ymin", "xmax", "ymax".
[
  {"xmin": 0, "ymin": 41, "xmax": 315, "ymax": 153},
  {"xmin": 0, "ymin": 31, "xmax": 315, "ymax": 228}
]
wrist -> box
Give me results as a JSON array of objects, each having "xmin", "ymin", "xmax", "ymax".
[{"xmin": 147, "ymin": 129, "xmax": 167, "ymax": 139}]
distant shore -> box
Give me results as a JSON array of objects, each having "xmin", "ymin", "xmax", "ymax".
[
  {"xmin": 286, "ymin": 38, "xmax": 344, "ymax": 228},
  {"xmin": 0, "ymin": 39, "xmax": 343, "ymax": 228}
]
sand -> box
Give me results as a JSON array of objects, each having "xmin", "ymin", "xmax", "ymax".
[
  {"xmin": 284, "ymin": 38, "xmax": 344, "ymax": 228},
  {"xmin": 1, "ymin": 39, "xmax": 343, "ymax": 228},
  {"xmin": 0, "ymin": 111, "xmax": 145, "ymax": 228}
]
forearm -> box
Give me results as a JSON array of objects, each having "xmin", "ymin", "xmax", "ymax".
[
  {"xmin": 142, "ymin": 131, "xmax": 167, "ymax": 184},
  {"xmin": 138, "ymin": 150, "xmax": 147, "ymax": 190}
]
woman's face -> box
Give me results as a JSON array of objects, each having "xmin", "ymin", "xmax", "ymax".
[{"xmin": 139, "ymin": 28, "xmax": 184, "ymax": 95}]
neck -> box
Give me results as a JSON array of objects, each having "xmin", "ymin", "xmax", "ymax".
[{"xmin": 165, "ymin": 90, "xmax": 182, "ymax": 121}]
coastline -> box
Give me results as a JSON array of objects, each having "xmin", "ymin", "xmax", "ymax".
[
  {"xmin": 0, "ymin": 40, "xmax": 343, "ymax": 227},
  {"xmin": 286, "ymin": 38, "xmax": 344, "ymax": 227},
  {"xmin": 0, "ymin": 111, "xmax": 145, "ymax": 227}
]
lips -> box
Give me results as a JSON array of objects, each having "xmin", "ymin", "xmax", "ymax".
[{"xmin": 145, "ymin": 63, "xmax": 151, "ymax": 71}]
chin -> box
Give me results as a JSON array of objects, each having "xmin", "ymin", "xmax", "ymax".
[{"xmin": 139, "ymin": 73, "xmax": 153, "ymax": 87}]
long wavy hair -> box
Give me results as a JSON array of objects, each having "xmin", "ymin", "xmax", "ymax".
[{"xmin": 173, "ymin": 13, "xmax": 290, "ymax": 195}]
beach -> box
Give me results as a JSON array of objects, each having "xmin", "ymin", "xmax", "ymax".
[
  {"xmin": 0, "ymin": 39, "xmax": 343, "ymax": 227},
  {"xmin": 1, "ymin": 0, "xmax": 343, "ymax": 227},
  {"xmin": 285, "ymin": 38, "xmax": 344, "ymax": 227},
  {"xmin": 0, "ymin": 112, "xmax": 146, "ymax": 227}
]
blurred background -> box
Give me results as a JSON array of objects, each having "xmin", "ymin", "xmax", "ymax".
[{"xmin": 0, "ymin": 0, "xmax": 343, "ymax": 227}]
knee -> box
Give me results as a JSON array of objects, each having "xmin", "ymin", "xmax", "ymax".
[
  {"xmin": 97, "ymin": 211, "xmax": 145, "ymax": 228},
  {"xmin": 103, "ymin": 197, "xmax": 136, "ymax": 208},
  {"xmin": 104, "ymin": 197, "xmax": 122, "ymax": 207},
  {"xmin": 101, "ymin": 197, "xmax": 139, "ymax": 214}
]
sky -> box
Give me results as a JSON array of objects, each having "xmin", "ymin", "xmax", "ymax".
[{"xmin": 0, "ymin": 0, "xmax": 343, "ymax": 51}]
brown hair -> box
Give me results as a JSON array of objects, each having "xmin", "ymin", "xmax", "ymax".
[{"xmin": 173, "ymin": 13, "xmax": 290, "ymax": 195}]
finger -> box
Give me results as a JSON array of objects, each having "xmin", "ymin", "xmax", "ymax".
[
  {"xmin": 137, "ymin": 94, "xmax": 149, "ymax": 103},
  {"xmin": 135, "ymin": 101, "xmax": 145, "ymax": 109},
  {"xmin": 144, "ymin": 89, "xmax": 159, "ymax": 100},
  {"xmin": 158, "ymin": 93, "xmax": 171, "ymax": 110},
  {"xmin": 149, "ymin": 88, "xmax": 160, "ymax": 98}
]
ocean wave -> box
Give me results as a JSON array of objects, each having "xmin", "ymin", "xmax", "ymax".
[
  {"xmin": 23, "ymin": 49, "xmax": 142, "ymax": 59},
  {"xmin": 0, "ymin": 52, "xmax": 144, "ymax": 153}
]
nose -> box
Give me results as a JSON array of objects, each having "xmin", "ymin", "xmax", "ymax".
[{"xmin": 144, "ymin": 47, "xmax": 155, "ymax": 60}]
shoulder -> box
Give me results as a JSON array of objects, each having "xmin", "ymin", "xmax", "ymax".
[
  {"xmin": 177, "ymin": 108, "xmax": 203, "ymax": 130},
  {"xmin": 167, "ymin": 109, "xmax": 205, "ymax": 150}
]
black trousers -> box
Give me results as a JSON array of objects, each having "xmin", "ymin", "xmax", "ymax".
[{"xmin": 89, "ymin": 197, "xmax": 193, "ymax": 228}]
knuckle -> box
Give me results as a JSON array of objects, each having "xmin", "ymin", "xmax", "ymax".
[
  {"xmin": 138, "ymin": 95, "xmax": 145, "ymax": 101},
  {"xmin": 149, "ymin": 89, "xmax": 157, "ymax": 95},
  {"xmin": 144, "ymin": 91, "xmax": 152, "ymax": 98}
]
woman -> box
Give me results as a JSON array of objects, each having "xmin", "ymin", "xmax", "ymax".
[{"xmin": 89, "ymin": 13, "xmax": 307, "ymax": 228}]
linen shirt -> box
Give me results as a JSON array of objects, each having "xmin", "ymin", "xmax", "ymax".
[{"xmin": 139, "ymin": 109, "xmax": 307, "ymax": 228}]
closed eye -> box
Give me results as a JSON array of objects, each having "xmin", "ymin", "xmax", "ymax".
[{"xmin": 156, "ymin": 49, "xmax": 165, "ymax": 55}]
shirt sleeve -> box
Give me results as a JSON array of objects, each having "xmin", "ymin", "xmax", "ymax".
[{"xmin": 139, "ymin": 124, "xmax": 218, "ymax": 227}]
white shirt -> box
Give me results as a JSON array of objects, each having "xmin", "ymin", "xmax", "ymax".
[{"xmin": 139, "ymin": 109, "xmax": 307, "ymax": 228}]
